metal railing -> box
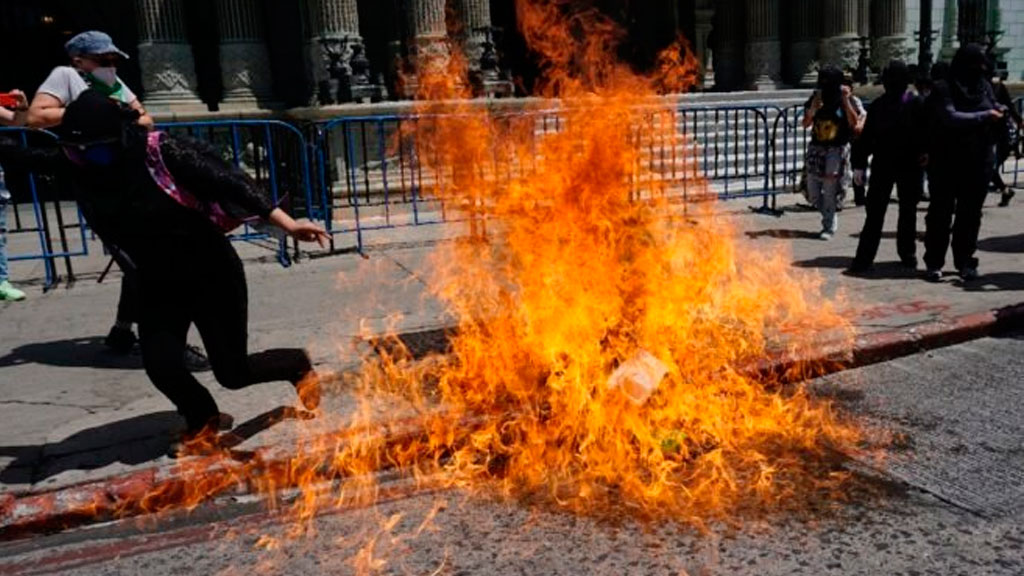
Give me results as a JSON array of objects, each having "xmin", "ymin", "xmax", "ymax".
[
  {"xmin": 6, "ymin": 97, "xmax": 1019, "ymax": 277},
  {"xmin": 0, "ymin": 127, "xmax": 89, "ymax": 290}
]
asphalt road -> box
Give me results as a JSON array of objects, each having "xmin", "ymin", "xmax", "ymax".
[{"xmin": 4, "ymin": 332, "xmax": 1024, "ymax": 576}]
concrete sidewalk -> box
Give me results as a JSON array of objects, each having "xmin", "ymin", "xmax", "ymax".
[{"xmin": 1, "ymin": 188, "xmax": 1023, "ymax": 535}]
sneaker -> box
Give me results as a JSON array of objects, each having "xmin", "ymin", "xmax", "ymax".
[
  {"xmin": 819, "ymin": 231, "xmax": 834, "ymax": 241},
  {"xmin": 925, "ymin": 269, "xmax": 943, "ymax": 282},
  {"xmin": 184, "ymin": 344, "xmax": 211, "ymax": 372},
  {"xmin": 104, "ymin": 325, "xmax": 137, "ymax": 355},
  {"xmin": 959, "ymin": 267, "xmax": 980, "ymax": 281},
  {"xmin": 999, "ymin": 188, "xmax": 1015, "ymax": 207},
  {"xmin": 0, "ymin": 281, "xmax": 25, "ymax": 302}
]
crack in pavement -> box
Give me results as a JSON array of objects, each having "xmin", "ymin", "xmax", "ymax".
[{"xmin": 0, "ymin": 400, "xmax": 118, "ymax": 415}]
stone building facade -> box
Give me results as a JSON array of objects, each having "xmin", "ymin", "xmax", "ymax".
[{"xmin": 1, "ymin": 0, "xmax": 1021, "ymax": 116}]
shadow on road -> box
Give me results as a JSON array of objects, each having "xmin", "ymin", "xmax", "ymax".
[
  {"xmin": 745, "ymin": 229, "xmax": 822, "ymax": 240},
  {"xmin": 977, "ymin": 233, "xmax": 1024, "ymax": 254},
  {"xmin": 0, "ymin": 336, "xmax": 141, "ymax": 370},
  {"xmin": 792, "ymin": 256, "xmax": 923, "ymax": 281},
  {"xmin": 953, "ymin": 272, "xmax": 1024, "ymax": 292},
  {"xmin": 0, "ymin": 406, "xmax": 306, "ymax": 487}
]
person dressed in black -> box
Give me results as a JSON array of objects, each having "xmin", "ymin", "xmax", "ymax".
[
  {"xmin": 848, "ymin": 60, "xmax": 925, "ymax": 273},
  {"xmin": 0, "ymin": 90, "xmax": 329, "ymax": 455},
  {"xmin": 922, "ymin": 45, "xmax": 1005, "ymax": 282}
]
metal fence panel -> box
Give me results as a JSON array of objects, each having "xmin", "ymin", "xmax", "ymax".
[{"xmin": 0, "ymin": 127, "xmax": 89, "ymax": 290}]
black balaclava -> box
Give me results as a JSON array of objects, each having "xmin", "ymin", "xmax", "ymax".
[
  {"xmin": 817, "ymin": 66, "xmax": 844, "ymax": 110},
  {"xmin": 882, "ymin": 60, "xmax": 910, "ymax": 96},
  {"xmin": 950, "ymin": 44, "xmax": 990, "ymax": 108}
]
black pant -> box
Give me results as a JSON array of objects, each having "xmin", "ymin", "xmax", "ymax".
[
  {"xmin": 109, "ymin": 248, "xmax": 139, "ymax": 326},
  {"xmin": 924, "ymin": 161, "xmax": 992, "ymax": 272},
  {"xmin": 853, "ymin": 162, "xmax": 922, "ymax": 266},
  {"xmin": 137, "ymin": 235, "xmax": 311, "ymax": 431}
]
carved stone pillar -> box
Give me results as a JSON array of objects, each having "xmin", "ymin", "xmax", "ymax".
[
  {"xmin": 820, "ymin": 0, "xmax": 860, "ymax": 71},
  {"xmin": 871, "ymin": 0, "xmax": 909, "ymax": 68},
  {"xmin": 711, "ymin": 0, "xmax": 745, "ymax": 91},
  {"xmin": 456, "ymin": 0, "xmax": 512, "ymax": 97},
  {"xmin": 217, "ymin": 0, "xmax": 275, "ymax": 106},
  {"xmin": 306, "ymin": 0, "xmax": 386, "ymax": 104},
  {"xmin": 940, "ymin": 0, "xmax": 959, "ymax": 61},
  {"xmin": 409, "ymin": 0, "xmax": 449, "ymax": 65},
  {"xmin": 745, "ymin": 0, "xmax": 782, "ymax": 89},
  {"xmin": 958, "ymin": 0, "xmax": 988, "ymax": 45},
  {"xmin": 135, "ymin": 0, "xmax": 203, "ymax": 113},
  {"xmin": 788, "ymin": 0, "xmax": 821, "ymax": 86},
  {"xmin": 694, "ymin": 2, "xmax": 715, "ymax": 89}
]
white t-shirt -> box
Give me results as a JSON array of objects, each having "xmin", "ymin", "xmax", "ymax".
[{"xmin": 36, "ymin": 66, "xmax": 137, "ymax": 106}]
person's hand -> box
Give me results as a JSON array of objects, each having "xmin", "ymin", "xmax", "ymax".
[
  {"xmin": 841, "ymin": 85, "xmax": 852, "ymax": 99},
  {"xmin": 286, "ymin": 220, "xmax": 330, "ymax": 247},
  {"xmin": 988, "ymin": 109, "xmax": 1005, "ymax": 122},
  {"xmin": 811, "ymin": 91, "xmax": 823, "ymax": 111},
  {"xmin": 853, "ymin": 169, "xmax": 866, "ymax": 187},
  {"xmin": 8, "ymin": 90, "xmax": 28, "ymax": 111},
  {"xmin": 918, "ymin": 154, "xmax": 929, "ymax": 168}
]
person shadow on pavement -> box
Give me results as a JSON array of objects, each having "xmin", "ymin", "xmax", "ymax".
[
  {"xmin": 0, "ymin": 336, "xmax": 141, "ymax": 370},
  {"xmin": 0, "ymin": 407, "xmax": 310, "ymax": 487},
  {"xmin": 977, "ymin": 233, "xmax": 1024, "ymax": 254},
  {"xmin": 792, "ymin": 256, "xmax": 922, "ymax": 280}
]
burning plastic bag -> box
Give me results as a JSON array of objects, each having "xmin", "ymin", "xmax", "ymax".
[{"xmin": 606, "ymin": 349, "xmax": 669, "ymax": 405}]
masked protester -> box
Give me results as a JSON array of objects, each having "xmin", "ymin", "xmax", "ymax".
[
  {"xmin": 0, "ymin": 90, "xmax": 329, "ymax": 456},
  {"xmin": 27, "ymin": 30, "xmax": 162, "ymax": 358},
  {"xmin": 802, "ymin": 66, "xmax": 864, "ymax": 240},
  {"xmin": 848, "ymin": 60, "xmax": 926, "ymax": 273},
  {"xmin": 27, "ymin": 31, "xmax": 153, "ymax": 130},
  {"xmin": 922, "ymin": 44, "xmax": 1005, "ymax": 282}
]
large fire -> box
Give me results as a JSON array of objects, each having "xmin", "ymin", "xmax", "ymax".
[
  {"xmin": 286, "ymin": 0, "xmax": 861, "ymax": 524},
  {"xmin": 45, "ymin": 0, "xmax": 865, "ymax": 559}
]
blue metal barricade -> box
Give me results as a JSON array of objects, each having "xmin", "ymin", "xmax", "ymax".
[
  {"xmin": 157, "ymin": 120, "xmax": 315, "ymax": 267},
  {"xmin": 313, "ymin": 105, "xmax": 786, "ymax": 251},
  {"xmin": 0, "ymin": 127, "xmax": 90, "ymax": 290}
]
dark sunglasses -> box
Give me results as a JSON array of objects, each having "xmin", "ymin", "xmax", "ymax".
[{"xmin": 81, "ymin": 54, "xmax": 121, "ymax": 66}]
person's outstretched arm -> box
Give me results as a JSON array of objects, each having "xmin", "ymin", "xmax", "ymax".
[{"xmin": 161, "ymin": 134, "xmax": 328, "ymax": 246}]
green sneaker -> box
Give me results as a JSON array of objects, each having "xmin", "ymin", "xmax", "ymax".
[{"xmin": 0, "ymin": 281, "xmax": 25, "ymax": 302}]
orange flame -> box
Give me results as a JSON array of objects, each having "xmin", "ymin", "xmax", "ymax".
[
  {"xmin": 69, "ymin": 0, "xmax": 863, "ymax": 560},
  {"xmin": 338, "ymin": 0, "xmax": 861, "ymax": 521}
]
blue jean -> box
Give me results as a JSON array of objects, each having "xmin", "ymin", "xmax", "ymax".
[
  {"xmin": 0, "ymin": 200, "xmax": 9, "ymax": 283},
  {"xmin": 0, "ymin": 199, "xmax": 9, "ymax": 282}
]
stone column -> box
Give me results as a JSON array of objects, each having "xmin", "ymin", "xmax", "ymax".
[
  {"xmin": 457, "ymin": 0, "xmax": 512, "ymax": 97},
  {"xmin": 958, "ymin": 0, "xmax": 988, "ymax": 45},
  {"xmin": 711, "ymin": 0, "xmax": 745, "ymax": 91},
  {"xmin": 871, "ymin": 0, "xmax": 908, "ymax": 69},
  {"xmin": 135, "ymin": 0, "xmax": 203, "ymax": 113},
  {"xmin": 306, "ymin": 0, "xmax": 386, "ymax": 104},
  {"xmin": 217, "ymin": 0, "xmax": 274, "ymax": 106},
  {"xmin": 694, "ymin": 1, "xmax": 715, "ymax": 89},
  {"xmin": 787, "ymin": 0, "xmax": 821, "ymax": 86},
  {"xmin": 940, "ymin": 0, "xmax": 959, "ymax": 61},
  {"xmin": 408, "ymin": 0, "xmax": 449, "ymax": 66},
  {"xmin": 745, "ymin": 0, "xmax": 782, "ymax": 89},
  {"xmin": 820, "ymin": 0, "xmax": 860, "ymax": 71}
]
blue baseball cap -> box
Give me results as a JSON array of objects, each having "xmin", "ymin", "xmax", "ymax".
[{"xmin": 65, "ymin": 31, "xmax": 130, "ymax": 60}]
